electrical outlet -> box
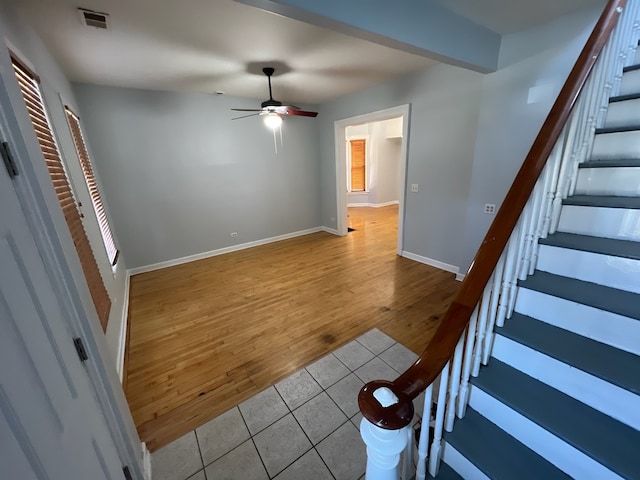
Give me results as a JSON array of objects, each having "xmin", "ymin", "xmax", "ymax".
[
  {"xmin": 231, "ymin": 232, "xmax": 238, "ymax": 237},
  {"xmin": 411, "ymin": 184, "xmax": 419, "ymax": 193},
  {"xmin": 484, "ymin": 204, "xmax": 496, "ymax": 214}
]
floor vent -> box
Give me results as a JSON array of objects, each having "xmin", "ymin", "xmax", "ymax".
[{"xmin": 78, "ymin": 8, "xmax": 110, "ymax": 29}]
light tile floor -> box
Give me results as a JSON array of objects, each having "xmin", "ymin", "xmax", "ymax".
[{"xmin": 151, "ymin": 329, "xmax": 426, "ymax": 480}]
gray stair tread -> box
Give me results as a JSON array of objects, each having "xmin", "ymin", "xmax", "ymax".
[
  {"xmin": 563, "ymin": 195, "xmax": 640, "ymax": 209},
  {"xmin": 428, "ymin": 462, "xmax": 462, "ymax": 479},
  {"xmin": 473, "ymin": 360, "xmax": 640, "ymax": 479},
  {"xmin": 499, "ymin": 313, "xmax": 640, "ymax": 395},
  {"xmin": 609, "ymin": 92, "xmax": 640, "ymax": 103},
  {"xmin": 519, "ymin": 270, "xmax": 640, "ymax": 320},
  {"xmin": 595, "ymin": 125, "xmax": 640, "ymax": 134},
  {"xmin": 622, "ymin": 63, "xmax": 640, "ymax": 73},
  {"xmin": 445, "ymin": 408, "xmax": 571, "ymax": 480},
  {"xmin": 539, "ymin": 232, "xmax": 640, "ymax": 260},
  {"xmin": 580, "ymin": 158, "xmax": 640, "ymax": 168}
]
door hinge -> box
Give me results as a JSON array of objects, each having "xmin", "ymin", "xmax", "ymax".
[
  {"xmin": 1, "ymin": 142, "xmax": 18, "ymax": 177},
  {"xmin": 122, "ymin": 466, "xmax": 133, "ymax": 480},
  {"xmin": 73, "ymin": 337, "xmax": 89, "ymax": 362}
]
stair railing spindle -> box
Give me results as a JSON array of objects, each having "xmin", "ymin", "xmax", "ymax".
[
  {"xmin": 495, "ymin": 227, "xmax": 520, "ymax": 328},
  {"xmin": 428, "ymin": 363, "xmax": 450, "ymax": 477},
  {"xmin": 472, "ymin": 284, "xmax": 493, "ymax": 376},
  {"xmin": 415, "ymin": 383, "xmax": 434, "ymax": 480},
  {"xmin": 482, "ymin": 261, "xmax": 504, "ymax": 364},
  {"xmin": 444, "ymin": 335, "xmax": 465, "ymax": 432},
  {"xmin": 457, "ymin": 305, "xmax": 480, "ymax": 417}
]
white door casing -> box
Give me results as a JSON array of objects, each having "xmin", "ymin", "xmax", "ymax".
[{"xmin": 334, "ymin": 104, "xmax": 410, "ymax": 254}]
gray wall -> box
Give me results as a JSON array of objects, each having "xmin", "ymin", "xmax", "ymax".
[
  {"xmin": 377, "ymin": 137, "xmax": 402, "ymax": 205},
  {"xmin": 319, "ymin": 64, "xmax": 484, "ymax": 268},
  {"xmin": 461, "ymin": 6, "xmax": 600, "ymax": 272},
  {"xmin": 73, "ymin": 84, "xmax": 322, "ymax": 269},
  {"xmin": 319, "ymin": 5, "xmax": 602, "ymax": 272}
]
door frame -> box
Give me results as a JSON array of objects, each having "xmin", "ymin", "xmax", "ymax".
[
  {"xmin": 0, "ymin": 46, "xmax": 144, "ymax": 477},
  {"xmin": 334, "ymin": 104, "xmax": 410, "ymax": 254}
]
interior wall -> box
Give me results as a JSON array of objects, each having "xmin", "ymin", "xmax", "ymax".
[
  {"xmin": 73, "ymin": 83, "xmax": 322, "ymax": 269},
  {"xmin": 461, "ymin": 5, "xmax": 602, "ymax": 273},
  {"xmin": 319, "ymin": 63, "xmax": 484, "ymax": 269},
  {"xmin": 318, "ymin": 4, "xmax": 602, "ymax": 272},
  {"xmin": 0, "ymin": 1, "xmax": 128, "ymax": 372},
  {"xmin": 377, "ymin": 137, "xmax": 402, "ymax": 205}
]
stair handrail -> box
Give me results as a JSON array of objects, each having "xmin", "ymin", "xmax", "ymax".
[{"xmin": 359, "ymin": 0, "xmax": 627, "ymax": 432}]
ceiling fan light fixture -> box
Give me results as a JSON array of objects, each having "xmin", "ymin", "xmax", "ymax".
[{"xmin": 263, "ymin": 112, "xmax": 282, "ymax": 129}]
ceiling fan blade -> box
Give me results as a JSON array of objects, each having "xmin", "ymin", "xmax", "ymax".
[
  {"xmin": 285, "ymin": 109, "xmax": 318, "ymax": 118},
  {"xmin": 232, "ymin": 113, "xmax": 261, "ymax": 120},
  {"xmin": 231, "ymin": 108, "xmax": 262, "ymax": 112}
]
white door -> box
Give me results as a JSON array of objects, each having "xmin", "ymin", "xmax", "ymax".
[{"xmin": 0, "ymin": 125, "xmax": 125, "ymax": 477}]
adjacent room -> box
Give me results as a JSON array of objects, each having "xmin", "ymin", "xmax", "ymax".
[{"xmin": 1, "ymin": 0, "xmax": 616, "ymax": 478}]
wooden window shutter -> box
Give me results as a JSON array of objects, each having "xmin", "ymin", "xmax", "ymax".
[
  {"xmin": 350, "ymin": 139, "xmax": 366, "ymax": 191},
  {"xmin": 11, "ymin": 56, "xmax": 112, "ymax": 331},
  {"xmin": 64, "ymin": 107, "xmax": 119, "ymax": 266}
]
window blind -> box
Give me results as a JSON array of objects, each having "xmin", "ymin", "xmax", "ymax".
[
  {"xmin": 64, "ymin": 107, "xmax": 119, "ymax": 266},
  {"xmin": 350, "ymin": 139, "xmax": 366, "ymax": 191},
  {"xmin": 11, "ymin": 55, "xmax": 112, "ymax": 331}
]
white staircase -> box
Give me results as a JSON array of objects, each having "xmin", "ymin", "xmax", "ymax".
[
  {"xmin": 358, "ymin": 4, "xmax": 640, "ymax": 480},
  {"xmin": 438, "ymin": 35, "xmax": 640, "ymax": 480}
]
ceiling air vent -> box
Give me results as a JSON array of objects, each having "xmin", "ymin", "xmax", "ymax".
[{"xmin": 78, "ymin": 8, "xmax": 110, "ymax": 29}]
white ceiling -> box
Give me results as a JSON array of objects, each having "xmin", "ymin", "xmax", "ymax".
[{"xmin": 18, "ymin": 0, "xmax": 605, "ymax": 105}]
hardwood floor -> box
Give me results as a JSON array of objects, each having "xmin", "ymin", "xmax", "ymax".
[{"xmin": 125, "ymin": 206, "xmax": 459, "ymax": 451}]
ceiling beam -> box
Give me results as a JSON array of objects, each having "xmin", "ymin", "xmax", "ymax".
[{"xmin": 234, "ymin": 0, "xmax": 501, "ymax": 73}]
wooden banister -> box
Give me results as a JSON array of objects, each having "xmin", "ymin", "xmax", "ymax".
[{"xmin": 359, "ymin": 0, "xmax": 627, "ymax": 429}]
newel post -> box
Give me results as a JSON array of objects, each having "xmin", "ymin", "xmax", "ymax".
[{"xmin": 359, "ymin": 381, "xmax": 414, "ymax": 480}]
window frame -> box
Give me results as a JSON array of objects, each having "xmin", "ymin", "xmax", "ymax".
[
  {"xmin": 347, "ymin": 135, "xmax": 369, "ymax": 193},
  {"xmin": 10, "ymin": 52, "xmax": 112, "ymax": 331},
  {"xmin": 64, "ymin": 106, "xmax": 119, "ymax": 267}
]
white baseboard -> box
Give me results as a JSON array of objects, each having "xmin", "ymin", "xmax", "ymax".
[
  {"xmin": 142, "ymin": 442, "xmax": 152, "ymax": 480},
  {"xmin": 347, "ymin": 200, "xmax": 400, "ymax": 208},
  {"xmin": 116, "ymin": 272, "xmax": 130, "ymax": 383},
  {"xmin": 128, "ymin": 227, "xmax": 323, "ymax": 275},
  {"xmin": 401, "ymin": 251, "xmax": 460, "ymax": 275},
  {"xmin": 322, "ymin": 226, "xmax": 339, "ymax": 235}
]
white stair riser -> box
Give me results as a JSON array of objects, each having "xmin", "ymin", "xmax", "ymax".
[
  {"xmin": 605, "ymin": 98, "xmax": 640, "ymax": 128},
  {"xmin": 441, "ymin": 443, "xmax": 490, "ymax": 480},
  {"xmin": 515, "ymin": 287, "xmax": 640, "ymax": 355},
  {"xmin": 536, "ymin": 245, "xmax": 640, "ymax": 294},
  {"xmin": 557, "ymin": 205, "xmax": 640, "ymax": 241},
  {"xmin": 575, "ymin": 167, "xmax": 640, "ymax": 196},
  {"xmin": 591, "ymin": 130, "xmax": 640, "ymax": 159},
  {"xmin": 618, "ymin": 69, "xmax": 640, "ymax": 97},
  {"xmin": 468, "ymin": 386, "xmax": 622, "ymax": 480},
  {"xmin": 492, "ymin": 335, "xmax": 640, "ymax": 430}
]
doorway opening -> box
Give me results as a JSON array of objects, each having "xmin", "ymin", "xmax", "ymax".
[{"xmin": 334, "ymin": 105, "xmax": 410, "ymax": 254}]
